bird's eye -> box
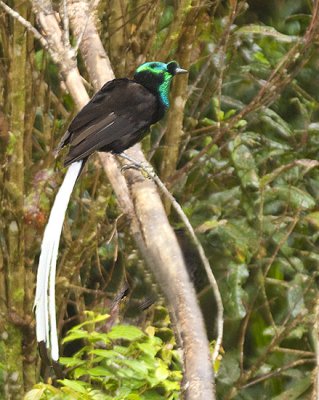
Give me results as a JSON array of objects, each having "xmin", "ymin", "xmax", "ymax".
[
  {"xmin": 149, "ymin": 63, "xmax": 157, "ymax": 68},
  {"xmin": 167, "ymin": 61, "xmax": 178, "ymax": 75}
]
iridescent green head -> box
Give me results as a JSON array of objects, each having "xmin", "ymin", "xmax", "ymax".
[{"xmin": 134, "ymin": 61, "xmax": 188, "ymax": 108}]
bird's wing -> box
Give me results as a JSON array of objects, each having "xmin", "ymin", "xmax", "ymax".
[
  {"xmin": 66, "ymin": 80, "xmax": 123, "ymax": 132},
  {"xmin": 59, "ymin": 79, "xmax": 158, "ymax": 165},
  {"xmin": 64, "ymin": 114, "xmax": 147, "ymax": 165}
]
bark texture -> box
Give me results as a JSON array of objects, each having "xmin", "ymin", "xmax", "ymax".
[{"xmin": 0, "ymin": 2, "xmax": 30, "ymax": 398}]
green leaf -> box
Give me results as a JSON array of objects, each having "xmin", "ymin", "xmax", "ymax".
[
  {"xmin": 287, "ymin": 273, "xmax": 307, "ymax": 317},
  {"xmin": 87, "ymin": 331, "xmax": 111, "ymax": 344},
  {"xmin": 74, "ymin": 367, "xmax": 89, "ymax": 379},
  {"xmin": 154, "ymin": 364, "xmax": 169, "ymax": 382},
  {"xmin": 126, "ymin": 395, "xmax": 142, "ymax": 400},
  {"xmin": 254, "ymin": 51, "xmax": 270, "ymax": 66},
  {"xmin": 235, "ymin": 24, "xmax": 298, "ymax": 43},
  {"xmin": 120, "ymin": 359, "xmax": 150, "ymax": 375},
  {"xmin": 217, "ymin": 352, "xmax": 241, "ymax": 385},
  {"xmin": 272, "ymin": 376, "xmax": 312, "ymax": 399},
  {"xmin": 59, "ymin": 379, "xmax": 88, "ymax": 394},
  {"xmin": 286, "ymin": 324, "xmax": 307, "ymax": 340},
  {"xmin": 24, "ymin": 387, "xmax": 46, "ymax": 400},
  {"xmin": 34, "ymin": 49, "xmax": 44, "ymax": 70},
  {"xmin": 137, "ymin": 342, "xmax": 160, "ymax": 358},
  {"xmin": 305, "ymin": 211, "xmax": 319, "ymax": 228},
  {"xmin": 87, "ymin": 367, "xmax": 113, "ymax": 377},
  {"xmin": 158, "ymin": 5, "xmax": 174, "ymax": 30},
  {"xmin": 265, "ymin": 186, "xmax": 315, "ymax": 211},
  {"xmin": 260, "ymin": 108, "xmax": 293, "ymax": 139},
  {"xmin": 224, "ymin": 263, "xmax": 249, "ymax": 319},
  {"xmin": 201, "ymin": 117, "xmax": 217, "ymax": 127},
  {"xmin": 62, "ymin": 329, "xmax": 88, "ymax": 343},
  {"xmin": 162, "ymin": 379, "xmax": 181, "ymax": 393},
  {"xmin": 214, "ymin": 220, "xmax": 258, "ymax": 262},
  {"xmin": 108, "ymin": 325, "xmax": 145, "ymax": 341},
  {"xmin": 59, "ymin": 357, "xmax": 85, "ymax": 367},
  {"xmin": 141, "ymin": 391, "xmax": 166, "ymax": 400},
  {"xmin": 195, "ymin": 219, "xmax": 225, "ymax": 233},
  {"xmin": 230, "ymin": 138, "xmax": 259, "ymax": 190},
  {"xmin": 89, "ymin": 389, "xmax": 112, "ymax": 400},
  {"xmin": 90, "ymin": 349, "xmax": 122, "ymax": 358},
  {"xmin": 76, "ymin": 313, "xmax": 110, "ymax": 328},
  {"xmin": 113, "ymin": 345, "xmax": 130, "ymax": 354}
]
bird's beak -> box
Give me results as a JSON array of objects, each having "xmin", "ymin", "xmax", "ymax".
[{"xmin": 175, "ymin": 67, "xmax": 188, "ymax": 75}]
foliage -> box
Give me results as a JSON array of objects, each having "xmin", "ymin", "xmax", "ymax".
[
  {"xmin": 25, "ymin": 312, "xmax": 182, "ymax": 399},
  {"xmin": 175, "ymin": 1, "xmax": 319, "ymax": 397}
]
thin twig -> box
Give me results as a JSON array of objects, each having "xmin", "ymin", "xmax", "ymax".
[
  {"xmin": 226, "ymin": 311, "xmax": 308, "ymax": 399},
  {"xmin": 241, "ymin": 358, "xmax": 315, "ymax": 389},
  {"xmin": 119, "ymin": 153, "xmax": 223, "ymax": 365},
  {"xmin": 148, "ymin": 125, "xmax": 166, "ymax": 161},
  {"xmin": 73, "ymin": 0, "xmax": 91, "ymax": 53},
  {"xmin": 153, "ymin": 172, "xmax": 224, "ymax": 364},
  {"xmin": 273, "ymin": 346, "xmax": 314, "ymax": 358},
  {"xmin": 62, "ymin": 0, "xmax": 70, "ymax": 47},
  {"xmin": 236, "ymin": 213, "xmax": 301, "ymax": 390},
  {"xmin": 215, "ymin": 0, "xmax": 239, "ymax": 121},
  {"xmin": 0, "ymin": 0, "xmax": 48, "ymax": 49}
]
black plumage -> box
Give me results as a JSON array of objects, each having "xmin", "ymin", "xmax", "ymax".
[
  {"xmin": 58, "ymin": 61, "xmax": 187, "ymax": 166},
  {"xmin": 59, "ymin": 79, "xmax": 164, "ymax": 166}
]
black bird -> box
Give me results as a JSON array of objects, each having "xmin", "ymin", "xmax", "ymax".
[{"xmin": 34, "ymin": 61, "xmax": 187, "ymax": 361}]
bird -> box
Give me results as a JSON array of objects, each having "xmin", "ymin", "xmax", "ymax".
[{"xmin": 34, "ymin": 61, "xmax": 188, "ymax": 362}]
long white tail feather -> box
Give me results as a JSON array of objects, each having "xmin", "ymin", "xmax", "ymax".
[
  {"xmin": 34, "ymin": 160, "xmax": 83, "ymax": 361},
  {"xmin": 49, "ymin": 233, "xmax": 60, "ymax": 360}
]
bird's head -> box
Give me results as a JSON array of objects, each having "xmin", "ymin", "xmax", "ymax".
[{"xmin": 134, "ymin": 61, "xmax": 188, "ymax": 108}]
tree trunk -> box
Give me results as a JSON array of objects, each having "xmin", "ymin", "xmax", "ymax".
[{"xmin": 0, "ymin": 1, "xmax": 28, "ymax": 397}]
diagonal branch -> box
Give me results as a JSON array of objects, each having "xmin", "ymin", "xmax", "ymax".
[
  {"xmin": 150, "ymin": 172, "xmax": 223, "ymax": 365},
  {"xmin": 118, "ymin": 152, "xmax": 223, "ymax": 365},
  {"xmin": 0, "ymin": 0, "xmax": 48, "ymax": 49}
]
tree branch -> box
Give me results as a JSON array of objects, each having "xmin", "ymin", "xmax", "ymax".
[
  {"xmin": 152, "ymin": 171, "xmax": 223, "ymax": 364},
  {"xmin": 0, "ymin": 0, "xmax": 48, "ymax": 49}
]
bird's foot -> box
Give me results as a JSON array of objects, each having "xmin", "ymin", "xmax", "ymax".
[
  {"xmin": 117, "ymin": 152, "xmax": 155, "ymax": 179},
  {"xmin": 121, "ymin": 162, "xmax": 155, "ymax": 179}
]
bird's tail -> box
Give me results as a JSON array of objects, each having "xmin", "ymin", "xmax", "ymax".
[{"xmin": 34, "ymin": 160, "xmax": 83, "ymax": 361}]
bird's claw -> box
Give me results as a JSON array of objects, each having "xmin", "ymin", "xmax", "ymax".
[
  {"xmin": 120, "ymin": 162, "xmax": 155, "ymax": 179},
  {"xmin": 120, "ymin": 163, "xmax": 140, "ymax": 173}
]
